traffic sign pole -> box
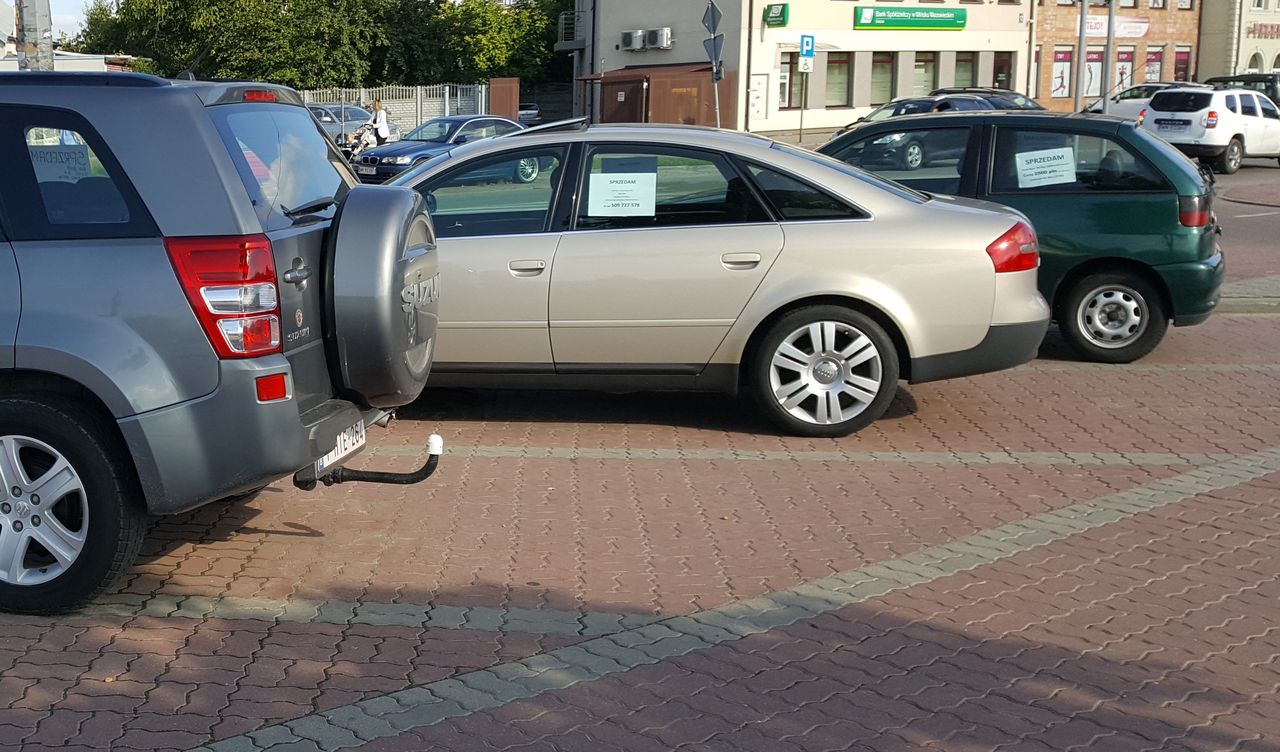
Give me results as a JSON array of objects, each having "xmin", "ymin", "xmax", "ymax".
[
  {"xmin": 704, "ymin": 1, "xmax": 723, "ymax": 128},
  {"xmin": 798, "ymin": 35, "xmax": 816, "ymax": 143}
]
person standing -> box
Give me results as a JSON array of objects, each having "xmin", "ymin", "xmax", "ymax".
[{"xmin": 368, "ymin": 100, "xmax": 390, "ymax": 146}]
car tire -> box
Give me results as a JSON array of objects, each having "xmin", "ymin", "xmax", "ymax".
[
  {"xmin": 1056, "ymin": 272, "xmax": 1168, "ymax": 364},
  {"xmin": 1214, "ymin": 138, "xmax": 1243, "ymax": 175},
  {"xmin": 0, "ymin": 396, "xmax": 147, "ymax": 614},
  {"xmin": 899, "ymin": 140, "xmax": 926, "ymax": 171},
  {"xmin": 513, "ymin": 157, "xmax": 540, "ymax": 184},
  {"xmin": 750, "ymin": 306, "xmax": 900, "ymax": 438}
]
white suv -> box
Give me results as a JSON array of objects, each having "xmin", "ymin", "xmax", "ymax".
[{"xmin": 1139, "ymin": 87, "xmax": 1280, "ymax": 173}]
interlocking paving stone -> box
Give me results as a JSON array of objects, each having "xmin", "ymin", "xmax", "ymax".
[{"xmin": 187, "ymin": 447, "xmax": 1280, "ymax": 751}]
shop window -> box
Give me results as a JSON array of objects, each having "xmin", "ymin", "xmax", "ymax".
[
  {"xmin": 871, "ymin": 52, "xmax": 896, "ymax": 105},
  {"xmin": 913, "ymin": 52, "xmax": 937, "ymax": 96},
  {"xmin": 993, "ymin": 52, "xmax": 1014, "ymax": 90},
  {"xmin": 826, "ymin": 53, "xmax": 852, "ymax": 108},
  {"xmin": 955, "ymin": 52, "xmax": 977, "ymax": 88}
]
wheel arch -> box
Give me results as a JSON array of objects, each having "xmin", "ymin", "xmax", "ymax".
[
  {"xmin": 738, "ymin": 295, "xmax": 914, "ymax": 387},
  {"xmin": 1050, "ymin": 258, "xmax": 1172, "ymax": 323}
]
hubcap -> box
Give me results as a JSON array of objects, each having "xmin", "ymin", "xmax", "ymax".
[
  {"xmin": 769, "ymin": 321, "xmax": 883, "ymax": 426},
  {"xmin": 0, "ymin": 436, "xmax": 89, "ymax": 586},
  {"xmin": 1077, "ymin": 284, "xmax": 1149, "ymax": 349},
  {"xmin": 905, "ymin": 143, "xmax": 923, "ymax": 169}
]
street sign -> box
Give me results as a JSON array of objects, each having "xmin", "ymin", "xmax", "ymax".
[
  {"xmin": 703, "ymin": 1, "xmax": 722, "ymax": 35},
  {"xmin": 798, "ymin": 56, "xmax": 814, "ymax": 73},
  {"xmin": 799, "ymin": 34, "xmax": 815, "ymax": 58},
  {"xmin": 703, "ymin": 33, "xmax": 725, "ymax": 66}
]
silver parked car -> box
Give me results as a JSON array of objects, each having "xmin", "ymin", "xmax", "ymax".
[
  {"xmin": 390, "ymin": 122, "xmax": 1050, "ymax": 437},
  {"xmin": 307, "ymin": 103, "xmax": 402, "ymax": 146}
]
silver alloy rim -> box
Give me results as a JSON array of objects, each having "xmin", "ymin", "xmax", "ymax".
[
  {"xmin": 0, "ymin": 436, "xmax": 89, "ymax": 586},
  {"xmin": 1077, "ymin": 284, "xmax": 1149, "ymax": 349},
  {"xmin": 516, "ymin": 159, "xmax": 539, "ymax": 182},
  {"xmin": 769, "ymin": 321, "xmax": 883, "ymax": 426},
  {"xmin": 904, "ymin": 143, "xmax": 924, "ymax": 169},
  {"xmin": 1228, "ymin": 142, "xmax": 1242, "ymax": 171}
]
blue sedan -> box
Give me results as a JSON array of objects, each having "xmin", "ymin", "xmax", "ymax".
[{"xmin": 352, "ymin": 115, "xmax": 524, "ymax": 183}]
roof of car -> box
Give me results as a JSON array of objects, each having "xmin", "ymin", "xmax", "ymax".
[
  {"xmin": 833, "ymin": 110, "xmax": 1130, "ymax": 135},
  {"xmin": 449, "ymin": 122, "xmax": 776, "ymax": 158},
  {"xmin": 1205, "ymin": 73, "xmax": 1279, "ymax": 80}
]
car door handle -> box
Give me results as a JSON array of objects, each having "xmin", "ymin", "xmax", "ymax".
[
  {"xmin": 508, "ymin": 259, "xmax": 547, "ymax": 276},
  {"xmin": 721, "ymin": 252, "xmax": 762, "ymax": 269}
]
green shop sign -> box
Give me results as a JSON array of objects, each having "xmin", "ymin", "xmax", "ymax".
[
  {"xmin": 763, "ymin": 3, "xmax": 789, "ymax": 28},
  {"xmin": 853, "ymin": 6, "xmax": 967, "ymax": 30}
]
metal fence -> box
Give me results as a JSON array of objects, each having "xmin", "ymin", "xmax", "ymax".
[{"xmin": 299, "ymin": 84, "xmax": 489, "ymax": 132}]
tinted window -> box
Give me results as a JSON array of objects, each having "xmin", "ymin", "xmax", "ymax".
[
  {"xmin": 209, "ymin": 104, "xmax": 351, "ymax": 227},
  {"xmin": 1260, "ymin": 96, "xmax": 1280, "ymax": 120},
  {"xmin": 784, "ymin": 142, "xmax": 927, "ymax": 202},
  {"xmin": 494, "ymin": 121, "xmax": 523, "ymax": 135},
  {"xmin": 576, "ymin": 147, "xmax": 769, "ymax": 231},
  {"xmin": 1226, "ymin": 95, "xmax": 1239, "ymax": 113},
  {"xmin": 26, "ymin": 126, "xmax": 130, "ymax": 225},
  {"xmin": 1150, "ymin": 91, "xmax": 1213, "ymax": 112},
  {"xmin": 827, "ymin": 127, "xmax": 971, "ymax": 195},
  {"xmin": 745, "ymin": 164, "xmax": 865, "ymax": 220},
  {"xmin": 1241, "ymin": 94, "xmax": 1260, "ymax": 117},
  {"xmin": 1116, "ymin": 87, "xmax": 1150, "ymax": 101},
  {"xmin": 419, "ymin": 147, "xmax": 567, "ymax": 239},
  {"xmin": 406, "ymin": 120, "xmax": 454, "ymax": 143},
  {"xmin": 990, "ymin": 129, "xmax": 1169, "ymax": 194},
  {"xmin": 456, "ymin": 120, "xmax": 498, "ymax": 142}
]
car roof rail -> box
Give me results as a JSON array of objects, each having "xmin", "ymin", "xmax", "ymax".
[
  {"xmin": 0, "ymin": 71, "xmax": 169, "ymax": 88},
  {"xmin": 501, "ymin": 117, "xmax": 590, "ymax": 138}
]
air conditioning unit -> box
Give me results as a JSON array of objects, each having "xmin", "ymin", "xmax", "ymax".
[
  {"xmin": 620, "ymin": 30, "xmax": 645, "ymax": 51},
  {"xmin": 644, "ymin": 27, "xmax": 673, "ymax": 50}
]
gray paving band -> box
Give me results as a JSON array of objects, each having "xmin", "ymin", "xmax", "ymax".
[
  {"xmin": 27, "ymin": 595, "xmax": 661, "ymax": 638},
  {"xmin": 368, "ymin": 444, "xmax": 1241, "ymax": 466},
  {"xmin": 190, "ymin": 447, "xmax": 1280, "ymax": 752}
]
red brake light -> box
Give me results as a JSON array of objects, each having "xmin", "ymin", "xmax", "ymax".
[
  {"xmin": 1179, "ymin": 194, "xmax": 1211, "ymax": 228},
  {"xmin": 166, "ymin": 235, "xmax": 282, "ymax": 359},
  {"xmin": 1137, "ymin": 108, "xmax": 1147, "ymax": 125},
  {"xmin": 1205, "ymin": 110, "xmax": 1218, "ymax": 128},
  {"xmin": 986, "ymin": 222, "xmax": 1039, "ymax": 274},
  {"xmin": 243, "ymin": 89, "xmax": 278, "ymax": 103}
]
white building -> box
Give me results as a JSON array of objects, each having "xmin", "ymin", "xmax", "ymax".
[
  {"xmin": 2, "ymin": 1, "xmax": 14, "ymax": 58},
  {"xmin": 557, "ymin": 0, "xmax": 1033, "ymax": 133},
  {"xmin": 1200, "ymin": 0, "xmax": 1280, "ymax": 77}
]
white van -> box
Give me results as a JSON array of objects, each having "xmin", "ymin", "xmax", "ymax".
[{"xmin": 1139, "ymin": 87, "xmax": 1280, "ymax": 173}]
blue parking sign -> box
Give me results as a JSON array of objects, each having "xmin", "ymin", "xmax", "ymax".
[{"xmin": 800, "ymin": 34, "xmax": 815, "ymax": 58}]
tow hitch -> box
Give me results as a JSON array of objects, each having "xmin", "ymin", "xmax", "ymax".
[{"xmin": 294, "ymin": 434, "xmax": 443, "ymax": 490}]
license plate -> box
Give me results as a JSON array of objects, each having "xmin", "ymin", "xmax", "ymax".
[
  {"xmin": 357, "ymin": 165, "xmax": 377, "ymax": 176},
  {"xmin": 316, "ymin": 420, "xmax": 366, "ymax": 474}
]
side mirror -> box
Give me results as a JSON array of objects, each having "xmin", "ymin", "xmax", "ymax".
[
  {"xmin": 425, "ymin": 193, "xmax": 438, "ymax": 214},
  {"xmin": 453, "ymin": 135, "xmax": 468, "ymax": 144}
]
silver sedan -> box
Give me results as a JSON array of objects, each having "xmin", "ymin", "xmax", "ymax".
[{"xmin": 389, "ymin": 123, "xmax": 1049, "ymax": 436}]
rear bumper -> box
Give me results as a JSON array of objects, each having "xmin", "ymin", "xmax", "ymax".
[
  {"xmin": 118, "ymin": 357, "xmax": 376, "ymax": 515},
  {"xmin": 909, "ymin": 319, "xmax": 1048, "ymax": 384},
  {"xmin": 1156, "ymin": 249, "xmax": 1225, "ymax": 326},
  {"xmin": 1172, "ymin": 143, "xmax": 1227, "ymax": 159}
]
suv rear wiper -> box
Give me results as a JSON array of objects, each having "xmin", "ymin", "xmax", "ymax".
[{"xmin": 283, "ymin": 197, "xmax": 336, "ymax": 218}]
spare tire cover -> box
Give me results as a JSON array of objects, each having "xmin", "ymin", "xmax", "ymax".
[{"xmin": 327, "ymin": 185, "xmax": 438, "ymax": 409}]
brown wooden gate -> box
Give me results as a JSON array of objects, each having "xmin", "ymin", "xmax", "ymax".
[
  {"xmin": 600, "ymin": 76, "xmax": 648, "ymax": 123},
  {"xmin": 487, "ymin": 77, "xmax": 520, "ymax": 120}
]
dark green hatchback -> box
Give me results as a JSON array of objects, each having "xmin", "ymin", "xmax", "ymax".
[{"xmin": 818, "ymin": 111, "xmax": 1224, "ymax": 363}]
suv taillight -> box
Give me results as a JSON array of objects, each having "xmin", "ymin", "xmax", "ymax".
[
  {"xmin": 986, "ymin": 221, "xmax": 1039, "ymax": 273},
  {"xmin": 1179, "ymin": 194, "xmax": 1212, "ymax": 228},
  {"xmin": 1137, "ymin": 108, "xmax": 1147, "ymax": 126},
  {"xmin": 1204, "ymin": 110, "xmax": 1218, "ymax": 128},
  {"xmin": 166, "ymin": 235, "xmax": 282, "ymax": 359}
]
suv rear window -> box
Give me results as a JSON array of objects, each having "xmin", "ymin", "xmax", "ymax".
[
  {"xmin": 1149, "ymin": 91, "xmax": 1213, "ymax": 112},
  {"xmin": 207, "ymin": 103, "xmax": 351, "ymax": 227}
]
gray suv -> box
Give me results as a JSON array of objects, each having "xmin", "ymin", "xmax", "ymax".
[{"xmin": 0, "ymin": 73, "xmax": 442, "ymax": 613}]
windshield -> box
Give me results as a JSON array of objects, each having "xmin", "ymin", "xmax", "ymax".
[
  {"xmin": 1000, "ymin": 92, "xmax": 1041, "ymax": 109},
  {"xmin": 863, "ymin": 103, "xmax": 898, "ymax": 121},
  {"xmin": 771, "ymin": 141, "xmax": 928, "ymax": 203},
  {"xmin": 896, "ymin": 100, "xmax": 936, "ymax": 116},
  {"xmin": 406, "ymin": 120, "xmax": 456, "ymax": 143},
  {"xmin": 337, "ymin": 106, "xmax": 372, "ymax": 122}
]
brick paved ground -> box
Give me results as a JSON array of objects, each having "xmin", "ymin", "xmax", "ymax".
[{"xmin": 1, "ymin": 323, "xmax": 1279, "ymax": 746}]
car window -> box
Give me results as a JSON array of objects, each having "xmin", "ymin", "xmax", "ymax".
[
  {"xmin": 208, "ymin": 104, "xmax": 351, "ymax": 228},
  {"xmin": 1149, "ymin": 91, "xmax": 1213, "ymax": 112},
  {"xmin": 576, "ymin": 146, "xmax": 770, "ymax": 231},
  {"xmin": 24, "ymin": 126, "xmax": 130, "ymax": 226},
  {"xmin": 309, "ymin": 107, "xmax": 334, "ymax": 122},
  {"xmin": 1118, "ymin": 86, "xmax": 1150, "ymax": 101},
  {"xmin": 1241, "ymin": 94, "xmax": 1260, "ymax": 117},
  {"xmin": 340, "ymin": 106, "xmax": 372, "ymax": 122},
  {"xmin": 990, "ymin": 129, "xmax": 1169, "ymax": 194},
  {"xmin": 1225, "ymin": 95, "xmax": 1239, "ymax": 114},
  {"xmin": 862, "ymin": 103, "xmax": 898, "ymax": 122},
  {"xmin": 826, "ymin": 126, "xmax": 971, "ymax": 195},
  {"xmin": 744, "ymin": 163, "xmax": 865, "ymax": 220},
  {"xmin": 494, "ymin": 121, "xmax": 523, "ymax": 136},
  {"xmin": 1260, "ymin": 96, "xmax": 1280, "ymax": 120},
  {"xmin": 406, "ymin": 120, "xmax": 453, "ymax": 143},
  {"xmin": 418, "ymin": 146, "xmax": 567, "ymax": 239},
  {"xmin": 951, "ymin": 98, "xmax": 984, "ymax": 111},
  {"xmin": 456, "ymin": 121, "xmax": 497, "ymax": 142}
]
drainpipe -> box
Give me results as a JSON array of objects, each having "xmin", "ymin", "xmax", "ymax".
[
  {"xmin": 1025, "ymin": 1, "xmax": 1037, "ymax": 97},
  {"xmin": 745, "ymin": 0, "xmax": 756, "ymax": 132},
  {"xmin": 1231, "ymin": 0, "xmax": 1244, "ymax": 75}
]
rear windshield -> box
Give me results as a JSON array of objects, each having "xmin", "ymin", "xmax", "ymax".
[
  {"xmin": 208, "ymin": 103, "xmax": 352, "ymax": 227},
  {"xmin": 1149, "ymin": 91, "xmax": 1213, "ymax": 112}
]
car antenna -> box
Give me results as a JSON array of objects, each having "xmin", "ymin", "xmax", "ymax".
[{"xmin": 174, "ymin": 45, "xmax": 212, "ymax": 81}]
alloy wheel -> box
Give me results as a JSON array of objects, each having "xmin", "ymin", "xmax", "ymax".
[
  {"xmin": 0, "ymin": 436, "xmax": 89, "ymax": 586},
  {"xmin": 768, "ymin": 321, "xmax": 884, "ymax": 426}
]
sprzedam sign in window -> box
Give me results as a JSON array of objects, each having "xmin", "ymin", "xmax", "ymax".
[{"xmin": 588, "ymin": 156, "xmax": 658, "ymax": 217}]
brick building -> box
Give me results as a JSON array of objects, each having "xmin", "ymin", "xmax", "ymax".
[{"xmin": 1032, "ymin": 0, "xmax": 1203, "ymax": 111}]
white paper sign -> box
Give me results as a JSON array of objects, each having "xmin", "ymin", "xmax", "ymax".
[
  {"xmin": 28, "ymin": 145, "xmax": 91, "ymax": 183},
  {"xmin": 588, "ymin": 173, "xmax": 657, "ymax": 216},
  {"xmin": 1015, "ymin": 147, "xmax": 1076, "ymax": 189}
]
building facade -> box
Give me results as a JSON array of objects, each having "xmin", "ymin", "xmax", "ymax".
[
  {"xmin": 560, "ymin": 0, "xmax": 1034, "ymax": 134},
  {"xmin": 1199, "ymin": 0, "xmax": 1280, "ymax": 78},
  {"xmin": 1032, "ymin": 0, "xmax": 1203, "ymax": 112}
]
